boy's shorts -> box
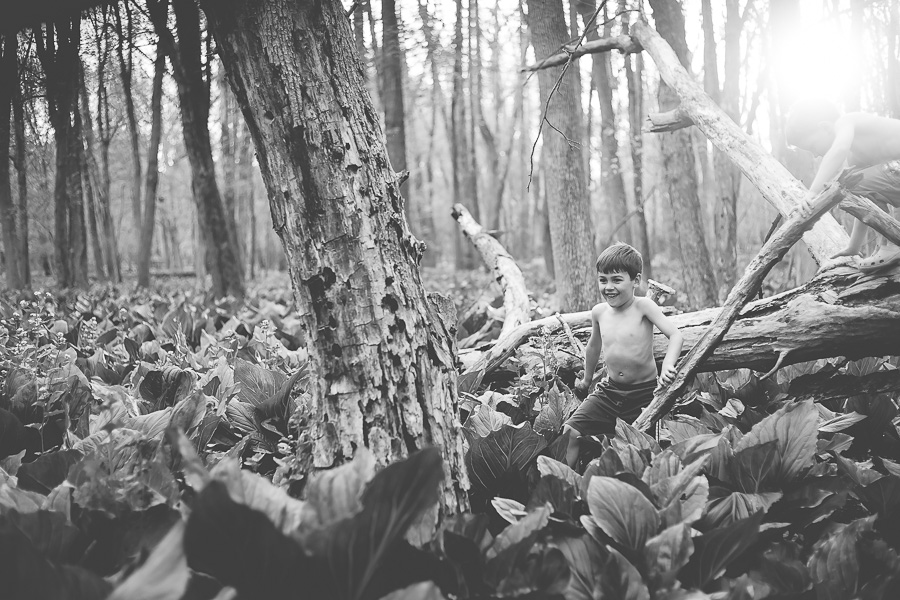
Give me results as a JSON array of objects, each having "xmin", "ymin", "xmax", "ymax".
[
  {"xmin": 565, "ymin": 377, "xmax": 656, "ymax": 437},
  {"xmin": 848, "ymin": 160, "xmax": 900, "ymax": 208}
]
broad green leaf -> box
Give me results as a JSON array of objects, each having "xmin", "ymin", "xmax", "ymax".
[
  {"xmin": 759, "ymin": 541, "xmax": 810, "ymax": 595},
  {"xmin": 3, "ymin": 509, "xmax": 86, "ymax": 563},
  {"xmin": 534, "ymin": 385, "xmax": 579, "ymax": 436},
  {"xmin": 0, "ymin": 483, "xmax": 44, "ymax": 513},
  {"xmin": 487, "ymin": 504, "xmax": 551, "ymax": 559},
  {"xmin": 586, "ymin": 476, "xmax": 659, "ymax": 552},
  {"xmin": 233, "ymin": 357, "xmax": 285, "ymax": 409},
  {"xmin": 734, "ymin": 399, "xmax": 818, "ymax": 484},
  {"xmin": 210, "ymin": 458, "xmax": 306, "ymax": 535},
  {"xmin": 680, "ymin": 511, "xmax": 764, "ymax": 588},
  {"xmin": 808, "ymin": 517, "xmax": 875, "ymax": 600},
  {"xmin": 643, "ymin": 450, "xmax": 682, "ymax": 487},
  {"xmin": 526, "ymin": 475, "xmax": 575, "ymax": 515},
  {"xmin": 555, "ymin": 534, "xmax": 608, "ymax": 600},
  {"xmin": 379, "ymin": 582, "xmax": 446, "ymax": 600},
  {"xmin": 108, "ymin": 521, "xmax": 190, "ymax": 600},
  {"xmin": 701, "ymin": 491, "xmax": 782, "ymax": 529},
  {"xmin": 596, "ymin": 548, "xmax": 650, "ymax": 600},
  {"xmin": 465, "ymin": 423, "xmax": 548, "ymax": 496},
  {"xmin": 125, "ymin": 408, "xmax": 173, "ymax": 441},
  {"xmin": 614, "ymin": 443, "xmax": 649, "ymax": 477},
  {"xmin": 856, "ymin": 475, "xmax": 900, "ymax": 516},
  {"xmin": 463, "ymin": 404, "xmax": 512, "ymax": 439},
  {"xmin": 492, "ymin": 497, "xmax": 528, "ymax": 524},
  {"xmin": 729, "ymin": 440, "xmax": 779, "ymax": 493},
  {"xmin": 17, "ymin": 450, "xmax": 83, "ymax": 494},
  {"xmin": 615, "ymin": 418, "xmax": 660, "ymax": 454},
  {"xmin": 650, "ymin": 454, "xmax": 708, "ymax": 509},
  {"xmin": 833, "ymin": 453, "xmax": 882, "ymax": 486},
  {"xmin": 537, "ymin": 455, "xmax": 582, "ymax": 490},
  {"xmin": 644, "ymin": 523, "xmax": 694, "ymax": 592},
  {"xmin": 669, "ymin": 433, "xmax": 721, "ymax": 465},
  {"xmin": 663, "ymin": 417, "xmax": 712, "ymax": 444},
  {"xmin": 819, "ymin": 411, "xmax": 867, "ymax": 433},
  {"xmin": 302, "ymin": 448, "xmax": 375, "ymax": 529}
]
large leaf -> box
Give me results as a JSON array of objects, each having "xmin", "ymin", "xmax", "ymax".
[
  {"xmin": 664, "ymin": 417, "xmax": 712, "ymax": 444},
  {"xmin": 807, "ymin": 517, "xmax": 875, "ymax": 600},
  {"xmin": 643, "ymin": 450, "xmax": 682, "ymax": 487},
  {"xmin": 555, "ymin": 534, "xmax": 608, "ymax": 600},
  {"xmin": 536, "ymin": 455, "xmax": 582, "ymax": 491},
  {"xmin": 107, "ymin": 521, "xmax": 190, "ymax": 600},
  {"xmin": 462, "ymin": 404, "xmax": 512, "ymax": 441},
  {"xmin": 0, "ymin": 407, "xmax": 38, "ymax": 460},
  {"xmin": 615, "ymin": 418, "xmax": 661, "ymax": 454},
  {"xmin": 596, "ymin": 548, "xmax": 650, "ymax": 600},
  {"xmin": 729, "ymin": 440, "xmax": 779, "ymax": 493},
  {"xmin": 465, "ymin": 423, "xmax": 548, "ymax": 495},
  {"xmin": 534, "ymin": 386, "xmax": 579, "ymax": 436},
  {"xmin": 701, "ymin": 490, "xmax": 782, "ymax": 529},
  {"xmin": 322, "ymin": 448, "xmax": 445, "ymax": 600},
  {"xmin": 586, "ymin": 476, "xmax": 659, "ymax": 552},
  {"xmin": 302, "ymin": 448, "xmax": 376, "ymax": 529},
  {"xmin": 644, "ymin": 523, "xmax": 694, "ymax": 592},
  {"xmin": 4, "ymin": 509, "xmax": 88, "ymax": 563},
  {"xmin": 233, "ymin": 357, "xmax": 285, "ymax": 409},
  {"xmin": 680, "ymin": 510, "xmax": 764, "ymax": 588},
  {"xmin": 527, "ymin": 476, "xmax": 575, "ymax": 514},
  {"xmin": 759, "ymin": 541, "xmax": 811, "ymax": 595},
  {"xmin": 0, "ymin": 515, "xmax": 112, "ymax": 600},
  {"xmin": 734, "ymin": 399, "xmax": 818, "ymax": 484},
  {"xmin": 487, "ymin": 504, "xmax": 551, "ymax": 560},
  {"xmin": 209, "ymin": 458, "xmax": 306, "ymax": 535},
  {"xmin": 379, "ymin": 582, "xmax": 446, "ymax": 600},
  {"xmin": 185, "ymin": 480, "xmax": 332, "ymax": 599},
  {"xmin": 18, "ymin": 449, "xmax": 83, "ymax": 494}
]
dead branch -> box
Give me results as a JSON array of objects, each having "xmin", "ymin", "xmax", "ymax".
[
  {"xmin": 839, "ymin": 193, "xmax": 900, "ymax": 248},
  {"xmin": 633, "ymin": 181, "xmax": 848, "ymax": 431},
  {"xmin": 646, "ymin": 107, "xmax": 693, "ymax": 132},
  {"xmin": 520, "ymin": 35, "xmax": 642, "ymax": 71},
  {"xmin": 451, "ymin": 203, "xmax": 530, "ymax": 341}
]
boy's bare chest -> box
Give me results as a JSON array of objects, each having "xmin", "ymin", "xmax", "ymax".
[{"xmin": 598, "ymin": 310, "xmax": 649, "ymax": 344}]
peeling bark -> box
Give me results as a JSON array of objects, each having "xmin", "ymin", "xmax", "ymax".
[{"xmin": 202, "ymin": 0, "xmax": 468, "ymax": 512}]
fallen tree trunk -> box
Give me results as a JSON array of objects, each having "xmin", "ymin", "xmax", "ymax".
[
  {"xmin": 451, "ymin": 203, "xmax": 530, "ymax": 341},
  {"xmin": 787, "ymin": 369, "xmax": 900, "ymax": 404},
  {"xmin": 461, "ymin": 265, "xmax": 900, "ymax": 390},
  {"xmin": 633, "ymin": 180, "xmax": 847, "ymax": 431}
]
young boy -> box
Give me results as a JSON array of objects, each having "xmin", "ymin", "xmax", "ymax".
[
  {"xmin": 563, "ymin": 243, "xmax": 684, "ymax": 469},
  {"xmin": 785, "ymin": 98, "xmax": 900, "ymax": 272}
]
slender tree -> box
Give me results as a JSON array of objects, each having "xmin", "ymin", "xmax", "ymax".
[
  {"xmin": 149, "ymin": 0, "xmax": 244, "ymax": 299},
  {"xmin": 648, "ymin": 0, "xmax": 717, "ymax": 308},
  {"xmin": 201, "ymin": 0, "xmax": 467, "ymax": 511},
  {"xmin": 114, "ymin": 1, "xmax": 143, "ymax": 236},
  {"xmin": 137, "ymin": 46, "xmax": 166, "ymax": 288},
  {"xmin": 381, "ymin": 0, "xmax": 410, "ymax": 214},
  {"xmin": 452, "ymin": 0, "xmax": 478, "ymax": 269},
  {"xmin": 11, "ymin": 36, "xmax": 30, "ymax": 287},
  {"xmin": 525, "ymin": 0, "xmax": 597, "ymax": 311},
  {"xmin": 0, "ymin": 35, "xmax": 22, "ymax": 288}
]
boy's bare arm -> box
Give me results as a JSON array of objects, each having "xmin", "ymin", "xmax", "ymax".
[
  {"xmin": 807, "ymin": 117, "xmax": 855, "ymax": 197},
  {"xmin": 638, "ymin": 298, "xmax": 684, "ymax": 386},
  {"xmin": 576, "ymin": 305, "xmax": 603, "ymax": 395}
]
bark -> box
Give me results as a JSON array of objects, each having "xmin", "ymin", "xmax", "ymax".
[
  {"xmin": 81, "ymin": 140, "xmax": 104, "ymax": 279},
  {"xmin": 219, "ymin": 68, "xmax": 236, "ymax": 223},
  {"xmin": 114, "ymin": 1, "xmax": 143, "ymax": 235},
  {"xmin": 151, "ymin": 0, "xmax": 245, "ymax": 299},
  {"xmin": 524, "ymin": 0, "xmax": 597, "ymax": 311},
  {"xmin": 0, "ymin": 35, "xmax": 22, "ymax": 289},
  {"xmin": 202, "ymin": 0, "xmax": 468, "ymax": 511},
  {"xmin": 137, "ymin": 47, "xmax": 166, "ymax": 289},
  {"xmin": 381, "ymin": 0, "xmax": 410, "ymax": 212},
  {"xmin": 11, "ymin": 41, "xmax": 30, "ymax": 287},
  {"xmin": 78, "ymin": 63, "xmax": 108, "ymax": 281},
  {"xmin": 472, "ymin": 0, "xmax": 501, "ymax": 232},
  {"xmin": 648, "ymin": 0, "xmax": 717, "ymax": 309},
  {"xmin": 788, "ymin": 370, "xmax": 900, "ymax": 405},
  {"xmin": 452, "ymin": 203, "xmax": 530, "ymax": 339},
  {"xmin": 634, "ymin": 181, "xmax": 847, "ymax": 431},
  {"xmin": 70, "ymin": 85, "xmax": 89, "ymax": 288},
  {"xmin": 621, "ymin": 4, "xmax": 652, "ymax": 279},
  {"xmin": 576, "ymin": 0, "xmax": 629, "ymax": 245}
]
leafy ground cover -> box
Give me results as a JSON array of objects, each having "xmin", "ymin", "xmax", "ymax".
[{"xmin": 1, "ymin": 278, "xmax": 900, "ymax": 599}]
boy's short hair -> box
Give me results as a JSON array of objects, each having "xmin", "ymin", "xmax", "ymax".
[
  {"xmin": 596, "ymin": 242, "xmax": 642, "ymax": 279},
  {"xmin": 785, "ymin": 98, "xmax": 840, "ymax": 146}
]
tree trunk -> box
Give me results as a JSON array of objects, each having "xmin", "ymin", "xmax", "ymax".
[
  {"xmin": 152, "ymin": 0, "xmax": 245, "ymax": 299},
  {"xmin": 649, "ymin": 0, "xmax": 717, "ymax": 308},
  {"xmin": 78, "ymin": 63, "xmax": 108, "ymax": 281},
  {"xmin": 11, "ymin": 40, "xmax": 30, "ymax": 287},
  {"xmin": 202, "ymin": 0, "xmax": 468, "ymax": 511},
  {"xmin": 0, "ymin": 35, "xmax": 22, "ymax": 289},
  {"xmin": 577, "ymin": 0, "xmax": 629, "ymax": 245},
  {"xmin": 137, "ymin": 47, "xmax": 166, "ymax": 289},
  {"xmin": 381, "ymin": 0, "xmax": 410, "ymax": 214},
  {"xmin": 114, "ymin": 1, "xmax": 143, "ymax": 237},
  {"xmin": 69, "ymin": 85, "xmax": 89, "ymax": 288},
  {"xmin": 524, "ymin": 0, "xmax": 597, "ymax": 311},
  {"xmin": 81, "ymin": 141, "xmax": 105, "ymax": 279},
  {"xmin": 621, "ymin": 3, "xmax": 652, "ymax": 279},
  {"xmin": 452, "ymin": 0, "xmax": 478, "ymax": 270}
]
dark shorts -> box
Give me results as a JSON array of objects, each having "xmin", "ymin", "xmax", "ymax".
[
  {"xmin": 565, "ymin": 377, "xmax": 656, "ymax": 437},
  {"xmin": 848, "ymin": 161, "xmax": 900, "ymax": 208}
]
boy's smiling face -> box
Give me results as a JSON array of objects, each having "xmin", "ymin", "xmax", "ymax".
[{"xmin": 597, "ymin": 270, "xmax": 639, "ymax": 308}]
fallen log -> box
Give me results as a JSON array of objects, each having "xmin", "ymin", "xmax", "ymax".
[
  {"xmin": 451, "ymin": 203, "xmax": 531, "ymax": 341},
  {"xmin": 787, "ymin": 368, "xmax": 900, "ymax": 404},
  {"xmin": 461, "ymin": 265, "xmax": 900, "ymax": 391},
  {"xmin": 633, "ymin": 179, "xmax": 847, "ymax": 431}
]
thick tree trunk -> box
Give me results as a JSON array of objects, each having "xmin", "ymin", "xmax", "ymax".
[
  {"xmin": 524, "ymin": 0, "xmax": 597, "ymax": 311},
  {"xmin": 137, "ymin": 47, "xmax": 166, "ymax": 289},
  {"xmin": 649, "ymin": 0, "xmax": 717, "ymax": 309},
  {"xmin": 11, "ymin": 44, "xmax": 30, "ymax": 287},
  {"xmin": 152, "ymin": 0, "xmax": 244, "ymax": 299},
  {"xmin": 202, "ymin": 0, "xmax": 468, "ymax": 511},
  {"xmin": 0, "ymin": 35, "xmax": 22, "ymax": 289}
]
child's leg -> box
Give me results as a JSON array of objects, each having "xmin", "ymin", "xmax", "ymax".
[{"xmin": 563, "ymin": 424, "xmax": 580, "ymax": 469}]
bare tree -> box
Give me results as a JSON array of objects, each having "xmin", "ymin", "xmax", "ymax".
[
  {"xmin": 136, "ymin": 46, "xmax": 165, "ymax": 288},
  {"xmin": 11, "ymin": 35, "xmax": 30, "ymax": 287},
  {"xmin": 0, "ymin": 34, "xmax": 22, "ymax": 288}
]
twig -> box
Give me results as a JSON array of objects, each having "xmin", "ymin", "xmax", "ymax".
[{"xmin": 556, "ymin": 313, "xmax": 584, "ymax": 360}]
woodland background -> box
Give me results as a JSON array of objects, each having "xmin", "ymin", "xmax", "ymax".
[{"xmin": 2, "ymin": 0, "xmax": 896, "ymax": 310}]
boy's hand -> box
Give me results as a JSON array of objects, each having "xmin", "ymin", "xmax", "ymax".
[
  {"xmin": 657, "ymin": 365, "xmax": 677, "ymax": 389},
  {"xmin": 574, "ymin": 378, "xmax": 591, "ymax": 399}
]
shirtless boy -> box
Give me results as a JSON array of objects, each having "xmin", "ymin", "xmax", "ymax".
[
  {"xmin": 786, "ymin": 98, "xmax": 900, "ymax": 272},
  {"xmin": 563, "ymin": 243, "xmax": 684, "ymax": 469}
]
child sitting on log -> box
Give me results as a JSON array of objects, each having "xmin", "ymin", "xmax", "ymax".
[
  {"xmin": 786, "ymin": 98, "xmax": 900, "ymax": 272},
  {"xmin": 563, "ymin": 243, "xmax": 683, "ymax": 469}
]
